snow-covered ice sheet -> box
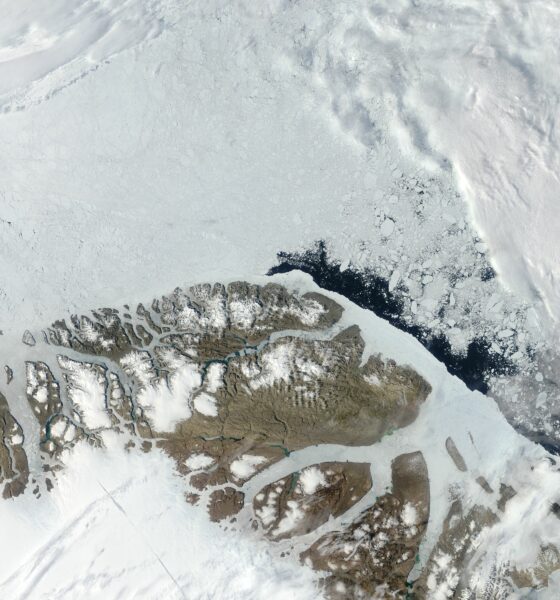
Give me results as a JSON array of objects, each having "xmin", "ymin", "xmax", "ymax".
[
  {"xmin": 0, "ymin": 432, "xmax": 322, "ymax": 600},
  {"xmin": 135, "ymin": 363, "xmax": 200, "ymax": 433},
  {"xmin": 57, "ymin": 355, "xmax": 111, "ymax": 430},
  {"xmin": 279, "ymin": 0, "xmax": 560, "ymax": 323},
  {"xmin": 0, "ymin": 0, "xmax": 553, "ymax": 344},
  {"xmin": 0, "ymin": 0, "xmax": 164, "ymax": 110},
  {"xmin": 0, "ymin": 1, "xmax": 557, "ymax": 426},
  {"xmin": 193, "ymin": 391, "xmax": 218, "ymax": 417}
]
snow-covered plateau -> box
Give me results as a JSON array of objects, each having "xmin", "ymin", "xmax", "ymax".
[{"xmin": 0, "ymin": 0, "xmax": 559, "ymax": 598}]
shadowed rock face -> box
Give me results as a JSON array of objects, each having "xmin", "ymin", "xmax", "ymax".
[
  {"xmin": 0, "ymin": 393, "xmax": 29, "ymax": 499},
  {"xmin": 476, "ymin": 475, "xmax": 493, "ymax": 494},
  {"xmin": 253, "ymin": 462, "xmax": 373, "ymax": 541},
  {"xmin": 301, "ymin": 451, "xmax": 430, "ymax": 599},
  {"xmin": 497, "ymin": 483, "xmax": 517, "ymax": 512}
]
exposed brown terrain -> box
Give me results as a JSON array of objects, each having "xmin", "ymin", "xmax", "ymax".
[
  {"xmin": 3, "ymin": 280, "xmax": 554, "ymax": 597},
  {"xmin": 253, "ymin": 462, "xmax": 373, "ymax": 540},
  {"xmin": 0, "ymin": 393, "xmax": 28, "ymax": 499},
  {"xmin": 302, "ymin": 452, "xmax": 429, "ymax": 599}
]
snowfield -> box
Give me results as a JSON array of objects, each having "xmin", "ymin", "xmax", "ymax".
[
  {"xmin": 0, "ymin": 432, "xmax": 322, "ymax": 600},
  {"xmin": 0, "ymin": 0, "xmax": 164, "ymax": 109},
  {"xmin": 0, "ymin": 0, "xmax": 558, "ymax": 347}
]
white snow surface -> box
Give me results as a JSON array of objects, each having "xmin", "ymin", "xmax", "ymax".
[
  {"xmin": 1, "ymin": 0, "xmax": 559, "ymax": 446},
  {"xmin": 49, "ymin": 419, "xmax": 67, "ymax": 439},
  {"xmin": 0, "ymin": 0, "xmax": 558, "ymax": 449},
  {"xmin": 192, "ymin": 392, "xmax": 218, "ymax": 417},
  {"xmin": 230, "ymin": 455, "xmax": 268, "ymax": 480},
  {"xmin": 0, "ymin": 0, "xmax": 164, "ymax": 110},
  {"xmin": 135, "ymin": 363, "xmax": 201, "ymax": 433},
  {"xmin": 295, "ymin": 0, "xmax": 560, "ymax": 326},
  {"xmin": 273, "ymin": 501, "xmax": 305, "ymax": 538},
  {"xmin": 239, "ymin": 272, "xmax": 560, "ymax": 598},
  {"xmin": 184, "ymin": 453, "xmax": 214, "ymax": 471},
  {"xmin": 298, "ymin": 467, "xmax": 327, "ymax": 496},
  {"xmin": 248, "ymin": 341, "xmax": 295, "ymax": 390},
  {"xmin": 205, "ymin": 362, "xmax": 224, "ymax": 393},
  {"xmin": 0, "ymin": 433, "xmax": 321, "ymax": 600},
  {"xmin": 0, "ymin": 0, "xmax": 557, "ymax": 352},
  {"xmin": 57, "ymin": 356, "xmax": 111, "ymax": 430},
  {"xmin": 120, "ymin": 351, "xmax": 157, "ymax": 388},
  {"xmin": 401, "ymin": 503, "xmax": 418, "ymax": 528}
]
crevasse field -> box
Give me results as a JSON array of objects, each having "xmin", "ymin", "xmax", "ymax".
[{"xmin": 0, "ymin": 1, "xmax": 559, "ymax": 598}]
